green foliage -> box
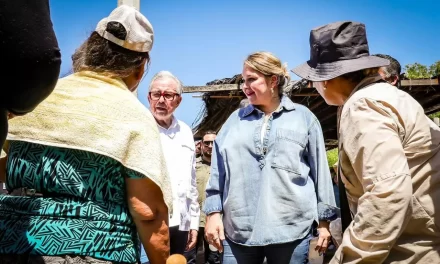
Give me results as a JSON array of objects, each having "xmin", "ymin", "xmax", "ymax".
[
  {"xmin": 429, "ymin": 61, "xmax": 440, "ymax": 77},
  {"xmin": 326, "ymin": 148, "xmax": 338, "ymax": 168},
  {"xmin": 404, "ymin": 61, "xmax": 440, "ymax": 79},
  {"xmin": 404, "ymin": 63, "xmax": 430, "ymax": 79},
  {"xmin": 429, "ymin": 112, "xmax": 440, "ymax": 119}
]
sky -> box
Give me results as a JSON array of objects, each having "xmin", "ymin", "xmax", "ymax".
[{"xmin": 49, "ymin": 0, "xmax": 440, "ymax": 128}]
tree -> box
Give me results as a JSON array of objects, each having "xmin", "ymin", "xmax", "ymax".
[
  {"xmin": 429, "ymin": 112, "xmax": 440, "ymax": 119},
  {"xmin": 429, "ymin": 61, "xmax": 440, "ymax": 77},
  {"xmin": 326, "ymin": 148, "xmax": 338, "ymax": 168},
  {"xmin": 405, "ymin": 63, "xmax": 430, "ymax": 79},
  {"xmin": 404, "ymin": 61, "xmax": 440, "ymax": 79}
]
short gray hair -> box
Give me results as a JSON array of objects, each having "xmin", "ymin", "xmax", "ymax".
[
  {"xmin": 149, "ymin": 71, "xmax": 183, "ymax": 94},
  {"xmin": 372, "ymin": 54, "xmax": 401, "ymax": 78}
]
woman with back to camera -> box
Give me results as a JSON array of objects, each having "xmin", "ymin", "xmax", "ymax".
[{"xmin": 0, "ymin": 5, "xmax": 172, "ymax": 264}]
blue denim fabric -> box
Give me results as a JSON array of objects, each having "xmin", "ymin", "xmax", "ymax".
[
  {"xmin": 204, "ymin": 96, "xmax": 338, "ymax": 246},
  {"xmin": 140, "ymin": 245, "xmax": 149, "ymax": 264}
]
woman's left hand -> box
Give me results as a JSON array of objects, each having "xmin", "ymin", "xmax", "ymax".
[{"xmin": 315, "ymin": 221, "xmax": 332, "ymax": 254}]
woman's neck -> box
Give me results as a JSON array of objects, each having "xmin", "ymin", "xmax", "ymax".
[{"xmin": 258, "ymin": 97, "xmax": 281, "ymax": 115}]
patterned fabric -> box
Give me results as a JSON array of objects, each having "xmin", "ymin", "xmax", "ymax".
[
  {"xmin": 7, "ymin": 71, "xmax": 172, "ymax": 211},
  {"xmin": 0, "ymin": 254, "xmax": 114, "ymax": 264},
  {"xmin": 0, "ymin": 141, "xmax": 143, "ymax": 264}
]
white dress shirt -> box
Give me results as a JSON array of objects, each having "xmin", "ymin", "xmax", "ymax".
[{"xmin": 158, "ymin": 117, "xmax": 200, "ymax": 231}]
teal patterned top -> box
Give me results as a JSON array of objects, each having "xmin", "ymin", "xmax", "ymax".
[{"xmin": 0, "ymin": 141, "xmax": 144, "ymax": 263}]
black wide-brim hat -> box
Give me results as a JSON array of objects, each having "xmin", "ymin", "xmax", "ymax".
[{"xmin": 292, "ymin": 21, "xmax": 389, "ymax": 82}]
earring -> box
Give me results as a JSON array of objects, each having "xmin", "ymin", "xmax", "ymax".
[{"xmin": 271, "ymin": 88, "xmax": 274, "ymax": 95}]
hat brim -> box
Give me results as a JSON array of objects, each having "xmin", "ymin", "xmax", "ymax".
[{"xmin": 291, "ymin": 56, "xmax": 390, "ymax": 82}]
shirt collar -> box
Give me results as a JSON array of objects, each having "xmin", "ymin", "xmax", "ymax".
[
  {"xmin": 242, "ymin": 96, "xmax": 296, "ymax": 117},
  {"xmin": 158, "ymin": 116, "xmax": 180, "ymax": 139}
]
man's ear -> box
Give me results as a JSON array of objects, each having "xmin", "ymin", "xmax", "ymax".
[
  {"xmin": 175, "ymin": 95, "xmax": 182, "ymax": 107},
  {"xmin": 390, "ymin": 75, "xmax": 399, "ymax": 86}
]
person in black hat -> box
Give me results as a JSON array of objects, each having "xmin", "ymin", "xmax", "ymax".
[{"xmin": 292, "ymin": 21, "xmax": 440, "ymax": 264}]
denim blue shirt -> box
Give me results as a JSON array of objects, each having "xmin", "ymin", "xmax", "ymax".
[{"xmin": 204, "ymin": 96, "xmax": 338, "ymax": 246}]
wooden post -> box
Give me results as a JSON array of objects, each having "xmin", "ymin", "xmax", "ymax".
[
  {"xmin": 118, "ymin": 0, "xmax": 140, "ymax": 96},
  {"xmin": 118, "ymin": 0, "xmax": 140, "ymax": 10},
  {"xmin": 434, "ymin": 117, "xmax": 440, "ymax": 126}
]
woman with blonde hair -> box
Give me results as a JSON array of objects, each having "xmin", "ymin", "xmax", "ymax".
[{"xmin": 204, "ymin": 51, "xmax": 337, "ymax": 264}]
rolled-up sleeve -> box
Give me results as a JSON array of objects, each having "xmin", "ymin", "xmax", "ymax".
[
  {"xmin": 308, "ymin": 119, "xmax": 338, "ymax": 221},
  {"xmin": 203, "ymin": 139, "xmax": 225, "ymax": 215},
  {"xmin": 332, "ymin": 98, "xmax": 412, "ymax": 264}
]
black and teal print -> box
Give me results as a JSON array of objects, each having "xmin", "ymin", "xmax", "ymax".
[{"xmin": 0, "ymin": 141, "xmax": 144, "ymax": 263}]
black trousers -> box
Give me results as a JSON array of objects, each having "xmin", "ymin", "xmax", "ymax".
[
  {"xmin": 184, "ymin": 227, "xmax": 222, "ymax": 264},
  {"xmin": 170, "ymin": 226, "xmax": 190, "ymax": 255}
]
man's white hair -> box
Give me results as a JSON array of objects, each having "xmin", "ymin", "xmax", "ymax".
[{"xmin": 149, "ymin": 70, "xmax": 183, "ymax": 94}]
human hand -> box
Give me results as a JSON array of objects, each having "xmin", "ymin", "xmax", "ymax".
[
  {"xmin": 205, "ymin": 213, "xmax": 225, "ymax": 253},
  {"xmin": 315, "ymin": 221, "xmax": 332, "ymax": 255},
  {"xmin": 185, "ymin": 229, "xmax": 198, "ymax": 251}
]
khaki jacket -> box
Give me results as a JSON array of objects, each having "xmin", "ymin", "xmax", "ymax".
[
  {"xmin": 331, "ymin": 76, "xmax": 440, "ymax": 264},
  {"xmin": 196, "ymin": 157, "xmax": 211, "ymax": 227}
]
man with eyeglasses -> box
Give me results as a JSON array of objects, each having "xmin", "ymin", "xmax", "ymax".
[{"xmin": 141, "ymin": 71, "xmax": 200, "ymax": 264}]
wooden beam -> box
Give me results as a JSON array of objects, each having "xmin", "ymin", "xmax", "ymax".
[
  {"xmin": 309, "ymin": 100, "xmax": 325, "ymax": 111},
  {"xmin": 183, "ymin": 84, "xmax": 239, "ymax": 93},
  {"xmin": 424, "ymin": 104, "xmax": 440, "ymax": 114},
  {"xmin": 118, "ymin": 0, "xmax": 140, "ymax": 10},
  {"xmin": 401, "ymin": 79, "xmax": 439, "ymax": 86}
]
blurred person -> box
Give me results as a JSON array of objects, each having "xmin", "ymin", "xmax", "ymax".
[
  {"xmin": 0, "ymin": 0, "xmax": 61, "ymax": 147},
  {"xmin": 191, "ymin": 130, "xmax": 221, "ymax": 264}
]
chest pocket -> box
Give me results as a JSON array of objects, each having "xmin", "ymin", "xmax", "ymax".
[{"xmin": 271, "ymin": 128, "xmax": 307, "ymax": 176}]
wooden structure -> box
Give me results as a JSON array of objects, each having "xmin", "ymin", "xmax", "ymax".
[
  {"xmin": 118, "ymin": 0, "xmax": 140, "ymax": 97},
  {"xmin": 118, "ymin": 0, "xmax": 140, "ymax": 10},
  {"xmin": 185, "ymin": 75, "xmax": 440, "ymax": 149}
]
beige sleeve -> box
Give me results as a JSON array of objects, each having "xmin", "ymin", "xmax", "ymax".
[{"xmin": 331, "ymin": 98, "xmax": 412, "ymax": 264}]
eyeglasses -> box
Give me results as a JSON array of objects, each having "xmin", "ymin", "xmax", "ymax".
[
  {"xmin": 202, "ymin": 140, "xmax": 214, "ymax": 147},
  {"xmin": 149, "ymin": 91, "xmax": 180, "ymax": 101}
]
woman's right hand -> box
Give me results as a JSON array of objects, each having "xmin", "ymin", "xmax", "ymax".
[{"xmin": 205, "ymin": 212, "xmax": 225, "ymax": 253}]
